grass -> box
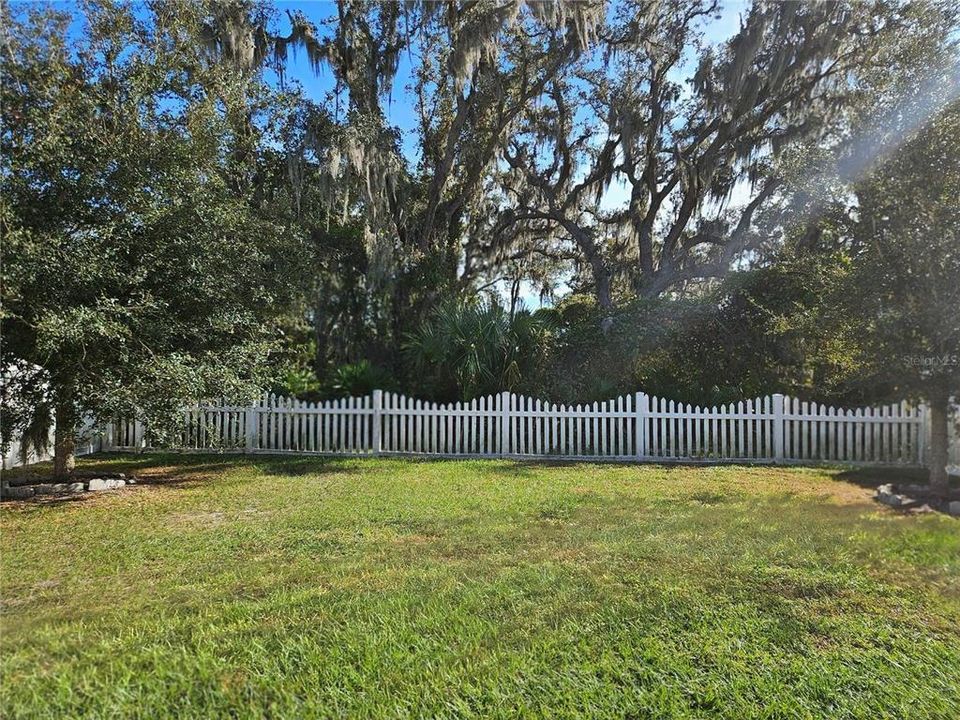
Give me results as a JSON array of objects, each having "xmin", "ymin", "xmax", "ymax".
[{"xmin": 1, "ymin": 455, "xmax": 959, "ymax": 719}]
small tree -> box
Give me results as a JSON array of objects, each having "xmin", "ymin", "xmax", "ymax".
[
  {"xmin": 1, "ymin": 3, "xmax": 294, "ymax": 477},
  {"xmin": 844, "ymin": 100, "xmax": 960, "ymax": 493}
]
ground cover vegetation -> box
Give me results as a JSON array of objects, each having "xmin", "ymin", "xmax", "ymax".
[{"xmin": 1, "ymin": 455, "xmax": 958, "ymax": 718}]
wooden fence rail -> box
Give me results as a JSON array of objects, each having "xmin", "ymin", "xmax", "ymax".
[{"xmin": 104, "ymin": 391, "xmax": 960, "ymax": 468}]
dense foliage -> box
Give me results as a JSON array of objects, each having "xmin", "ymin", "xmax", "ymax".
[
  {"xmin": 404, "ymin": 297, "xmax": 553, "ymax": 401},
  {"xmin": 0, "ymin": 2, "xmax": 299, "ymax": 472}
]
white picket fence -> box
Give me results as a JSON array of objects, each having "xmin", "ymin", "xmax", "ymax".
[
  {"xmin": 104, "ymin": 391, "xmax": 960, "ymax": 467},
  {"xmin": 2, "ymin": 416, "xmax": 103, "ymax": 470}
]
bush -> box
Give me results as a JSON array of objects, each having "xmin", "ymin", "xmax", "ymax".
[
  {"xmin": 403, "ymin": 297, "xmax": 553, "ymax": 401},
  {"xmin": 328, "ymin": 361, "xmax": 395, "ymax": 398},
  {"xmin": 542, "ymin": 254, "xmax": 861, "ymax": 406}
]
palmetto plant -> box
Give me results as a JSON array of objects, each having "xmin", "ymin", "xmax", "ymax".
[
  {"xmin": 328, "ymin": 361, "xmax": 395, "ymax": 398},
  {"xmin": 404, "ymin": 297, "xmax": 552, "ymax": 401}
]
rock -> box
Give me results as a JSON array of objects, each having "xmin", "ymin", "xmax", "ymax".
[
  {"xmin": 948, "ymin": 501, "xmax": 960, "ymax": 517},
  {"xmin": 66, "ymin": 482, "xmax": 85, "ymax": 493},
  {"xmin": 6, "ymin": 476, "xmax": 40, "ymax": 488},
  {"xmin": 87, "ymin": 478, "xmax": 125, "ymax": 492},
  {"xmin": 4, "ymin": 486, "xmax": 35, "ymax": 500},
  {"xmin": 33, "ymin": 483, "xmax": 70, "ymax": 495},
  {"xmin": 876, "ymin": 484, "xmax": 898, "ymax": 504},
  {"xmin": 875, "ymin": 484, "xmax": 909, "ymax": 508}
]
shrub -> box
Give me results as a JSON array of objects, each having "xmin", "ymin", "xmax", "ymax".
[
  {"xmin": 328, "ymin": 361, "xmax": 395, "ymax": 398},
  {"xmin": 403, "ymin": 297, "xmax": 553, "ymax": 401}
]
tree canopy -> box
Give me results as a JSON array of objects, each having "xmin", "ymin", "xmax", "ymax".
[{"xmin": 1, "ymin": 1, "xmax": 298, "ymax": 472}]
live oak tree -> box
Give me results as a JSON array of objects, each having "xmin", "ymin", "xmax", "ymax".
[
  {"xmin": 773, "ymin": 1, "xmax": 960, "ymax": 493},
  {"xmin": 189, "ymin": 0, "xmax": 950, "ymax": 360},
  {"xmin": 176, "ymin": 1, "xmax": 603, "ymax": 372},
  {"xmin": 486, "ymin": 0, "xmax": 925, "ymax": 310},
  {"xmin": 270, "ymin": 1, "xmax": 603, "ymax": 336},
  {"xmin": 305, "ymin": 1, "xmax": 602, "ymax": 250},
  {"xmin": 174, "ymin": 0, "xmax": 959, "ymax": 383},
  {"xmin": 191, "ymin": 0, "xmax": 957, "ymax": 318},
  {"xmin": 0, "ymin": 3, "xmax": 295, "ymax": 477}
]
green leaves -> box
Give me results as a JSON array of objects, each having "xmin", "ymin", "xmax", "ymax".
[
  {"xmin": 328, "ymin": 361, "xmax": 395, "ymax": 398},
  {"xmin": 404, "ymin": 297, "xmax": 552, "ymax": 401},
  {"xmin": 1, "ymin": 1, "xmax": 295, "ymax": 450}
]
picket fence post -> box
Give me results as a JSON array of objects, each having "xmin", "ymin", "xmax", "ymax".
[
  {"xmin": 500, "ymin": 390, "xmax": 511, "ymax": 458},
  {"xmin": 245, "ymin": 399, "xmax": 257, "ymax": 453},
  {"xmin": 635, "ymin": 391, "xmax": 648, "ymax": 459},
  {"xmin": 772, "ymin": 393, "xmax": 785, "ymax": 462},
  {"xmin": 372, "ymin": 390, "xmax": 383, "ymax": 456},
  {"xmin": 917, "ymin": 402, "xmax": 928, "ymax": 467}
]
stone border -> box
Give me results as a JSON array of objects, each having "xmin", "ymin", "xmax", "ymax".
[
  {"xmin": 1, "ymin": 474, "xmax": 135, "ymax": 500},
  {"xmin": 875, "ymin": 483, "xmax": 960, "ymax": 516}
]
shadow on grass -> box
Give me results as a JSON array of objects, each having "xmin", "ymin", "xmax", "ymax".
[
  {"xmin": 833, "ymin": 465, "xmax": 932, "ymax": 491},
  {"xmin": 3, "ymin": 453, "xmax": 248, "ymax": 492},
  {"xmin": 832, "ymin": 466, "xmax": 959, "ymax": 517},
  {"xmin": 2, "ymin": 453, "xmax": 365, "ymax": 508},
  {"xmin": 833, "ymin": 465, "xmax": 957, "ymax": 493},
  {"xmin": 255, "ymin": 455, "xmax": 364, "ymax": 477},
  {"xmin": 108, "ymin": 453, "xmax": 369, "ymax": 487}
]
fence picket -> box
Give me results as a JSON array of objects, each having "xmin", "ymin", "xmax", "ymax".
[
  {"xmin": 717, "ymin": 403, "xmax": 725, "ymax": 459},
  {"xmin": 899, "ymin": 400, "xmax": 908, "ymax": 462},
  {"xmin": 650, "ymin": 397, "xmax": 664, "ymax": 457},
  {"xmin": 800, "ymin": 399, "xmax": 808, "ymax": 460},
  {"xmin": 760, "ymin": 395, "xmax": 776, "ymax": 460},
  {"xmin": 909, "ymin": 403, "xmax": 918, "ymax": 463}
]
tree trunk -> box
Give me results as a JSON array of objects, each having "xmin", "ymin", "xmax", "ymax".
[
  {"xmin": 595, "ymin": 270, "xmax": 613, "ymax": 312},
  {"xmin": 561, "ymin": 221, "xmax": 614, "ymax": 312},
  {"xmin": 928, "ymin": 390, "xmax": 950, "ymax": 496},
  {"xmin": 53, "ymin": 401, "xmax": 77, "ymax": 480}
]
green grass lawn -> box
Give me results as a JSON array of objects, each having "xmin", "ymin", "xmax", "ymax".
[{"xmin": 2, "ymin": 455, "xmax": 958, "ymax": 719}]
